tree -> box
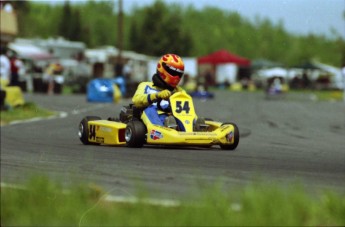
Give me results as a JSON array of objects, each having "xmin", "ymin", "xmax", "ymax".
[
  {"xmin": 76, "ymin": 1, "xmax": 117, "ymax": 47},
  {"xmin": 10, "ymin": 1, "xmax": 30, "ymax": 37},
  {"xmin": 129, "ymin": 1, "xmax": 193, "ymax": 56},
  {"xmin": 58, "ymin": 1, "xmax": 72, "ymax": 39},
  {"xmin": 13, "ymin": 0, "xmax": 344, "ymax": 67},
  {"xmin": 58, "ymin": 1, "xmax": 82, "ymax": 41},
  {"xmin": 69, "ymin": 9, "xmax": 82, "ymax": 41}
]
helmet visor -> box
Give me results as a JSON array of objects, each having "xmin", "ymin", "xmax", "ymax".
[{"xmin": 162, "ymin": 62, "xmax": 184, "ymax": 77}]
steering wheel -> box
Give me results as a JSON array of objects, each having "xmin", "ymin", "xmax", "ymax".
[{"xmin": 156, "ymin": 98, "xmax": 172, "ymax": 112}]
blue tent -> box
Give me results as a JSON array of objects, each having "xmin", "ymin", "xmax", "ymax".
[{"xmin": 87, "ymin": 77, "xmax": 126, "ymax": 103}]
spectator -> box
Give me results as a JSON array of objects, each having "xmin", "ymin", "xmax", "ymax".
[
  {"xmin": 0, "ymin": 46, "xmax": 10, "ymax": 110},
  {"xmin": 0, "ymin": 47, "xmax": 11, "ymax": 84},
  {"xmin": 9, "ymin": 52, "xmax": 24, "ymax": 87},
  {"xmin": 44, "ymin": 62, "xmax": 64, "ymax": 95},
  {"xmin": 123, "ymin": 60, "xmax": 132, "ymax": 82},
  {"xmin": 301, "ymin": 71, "xmax": 311, "ymax": 89}
]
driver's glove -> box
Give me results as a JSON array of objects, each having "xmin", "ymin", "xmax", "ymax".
[{"xmin": 157, "ymin": 89, "xmax": 171, "ymax": 100}]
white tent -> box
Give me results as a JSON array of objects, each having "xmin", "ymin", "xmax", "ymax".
[
  {"xmin": 257, "ymin": 67, "xmax": 289, "ymax": 78},
  {"xmin": 314, "ymin": 62, "xmax": 343, "ymax": 89},
  {"xmin": 182, "ymin": 57, "xmax": 197, "ymax": 78},
  {"xmin": 85, "ymin": 46, "xmax": 118, "ymax": 63},
  {"xmin": 9, "ymin": 42, "xmax": 53, "ymax": 60},
  {"xmin": 215, "ymin": 63, "xmax": 238, "ymax": 84}
]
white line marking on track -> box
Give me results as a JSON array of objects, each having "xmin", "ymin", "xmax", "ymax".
[
  {"xmin": 71, "ymin": 104, "xmax": 107, "ymax": 115},
  {"xmin": 8, "ymin": 111, "xmax": 68, "ymax": 125}
]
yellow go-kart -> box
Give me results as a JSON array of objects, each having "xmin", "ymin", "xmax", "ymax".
[{"xmin": 78, "ymin": 92, "xmax": 239, "ymax": 150}]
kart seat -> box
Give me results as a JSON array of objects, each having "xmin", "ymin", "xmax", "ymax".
[
  {"xmin": 119, "ymin": 104, "xmax": 143, "ymax": 122},
  {"xmin": 132, "ymin": 104, "xmax": 144, "ymax": 120}
]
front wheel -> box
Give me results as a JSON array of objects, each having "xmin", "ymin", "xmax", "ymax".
[
  {"xmin": 220, "ymin": 122, "xmax": 239, "ymax": 150},
  {"xmin": 125, "ymin": 121, "xmax": 147, "ymax": 148},
  {"xmin": 78, "ymin": 116, "xmax": 101, "ymax": 145}
]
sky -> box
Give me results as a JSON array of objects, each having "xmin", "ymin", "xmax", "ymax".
[{"xmin": 123, "ymin": 0, "xmax": 345, "ymax": 38}]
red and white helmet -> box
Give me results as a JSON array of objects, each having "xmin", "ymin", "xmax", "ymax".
[{"xmin": 156, "ymin": 54, "xmax": 184, "ymax": 88}]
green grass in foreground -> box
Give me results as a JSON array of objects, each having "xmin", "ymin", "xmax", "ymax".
[
  {"xmin": 0, "ymin": 102, "xmax": 54, "ymax": 125},
  {"xmin": 310, "ymin": 90, "xmax": 344, "ymax": 101},
  {"xmin": 1, "ymin": 176, "xmax": 344, "ymax": 226}
]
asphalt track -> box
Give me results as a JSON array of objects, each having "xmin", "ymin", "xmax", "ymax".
[{"xmin": 1, "ymin": 91, "xmax": 345, "ymax": 199}]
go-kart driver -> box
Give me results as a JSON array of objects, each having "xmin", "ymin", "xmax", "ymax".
[{"xmin": 132, "ymin": 53, "xmax": 205, "ymax": 131}]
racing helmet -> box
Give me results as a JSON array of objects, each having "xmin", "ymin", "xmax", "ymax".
[{"xmin": 156, "ymin": 54, "xmax": 184, "ymax": 88}]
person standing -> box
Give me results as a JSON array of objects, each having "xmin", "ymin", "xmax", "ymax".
[
  {"xmin": 9, "ymin": 52, "xmax": 21, "ymax": 87},
  {"xmin": 0, "ymin": 46, "xmax": 11, "ymax": 110},
  {"xmin": 0, "ymin": 46, "xmax": 11, "ymax": 85},
  {"xmin": 44, "ymin": 62, "xmax": 63, "ymax": 95}
]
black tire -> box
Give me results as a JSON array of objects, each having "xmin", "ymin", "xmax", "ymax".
[
  {"xmin": 78, "ymin": 116, "xmax": 101, "ymax": 145},
  {"xmin": 220, "ymin": 122, "xmax": 239, "ymax": 150},
  {"xmin": 125, "ymin": 121, "xmax": 147, "ymax": 148}
]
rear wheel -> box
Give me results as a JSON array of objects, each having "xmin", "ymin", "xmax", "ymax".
[
  {"xmin": 125, "ymin": 121, "xmax": 147, "ymax": 148},
  {"xmin": 220, "ymin": 122, "xmax": 239, "ymax": 150},
  {"xmin": 78, "ymin": 116, "xmax": 101, "ymax": 145}
]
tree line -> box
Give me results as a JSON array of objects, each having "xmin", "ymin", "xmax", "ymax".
[{"xmin": 10, "ymin": 0, "xmax": 345, "ymax": 67}]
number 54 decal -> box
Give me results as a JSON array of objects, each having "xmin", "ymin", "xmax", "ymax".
[
  {"xmin": 175, "ymin": 101, "xmax": 190, "ymax": 114},
  {"xmin": 89, "ymin": 124, "xmax": 96, "ymax": 140}
]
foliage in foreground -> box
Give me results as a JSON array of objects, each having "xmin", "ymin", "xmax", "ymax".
[{"xmin": 1, "ymin": 176, "xmax": 344, "ymax": 226}]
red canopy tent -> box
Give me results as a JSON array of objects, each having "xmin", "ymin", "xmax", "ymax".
[{"xmin": 197, "ymin": 49, "xmax": 250, "ymax": 66}]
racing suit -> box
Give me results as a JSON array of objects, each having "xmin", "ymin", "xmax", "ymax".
[{"xmin": 132, "ymin": 81, "xmax": 186, "ymax": 126}]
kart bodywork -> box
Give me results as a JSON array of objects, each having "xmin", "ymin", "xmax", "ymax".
[{"xmin": 78, "ymin": 92, "xmax": 239, "ymax": 150}]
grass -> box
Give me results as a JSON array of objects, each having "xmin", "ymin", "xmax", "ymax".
[
  {"xmin": 0, "ymin": 102, "xmax": 55, "ymax": 125},
  {"xmin": 278, "ymin": 89, "xmax": 344, "ymax": 102},
  {"xmin": 310, "ymin": 90, "xmax": 344, "ymax": 101},
  {"xmin": 62, "ymin": 85, "xmax": 74, "ymax": 95},
  {"xmin": 1, "ymin": 176, "xmax": 344, "ymax": 226}
]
